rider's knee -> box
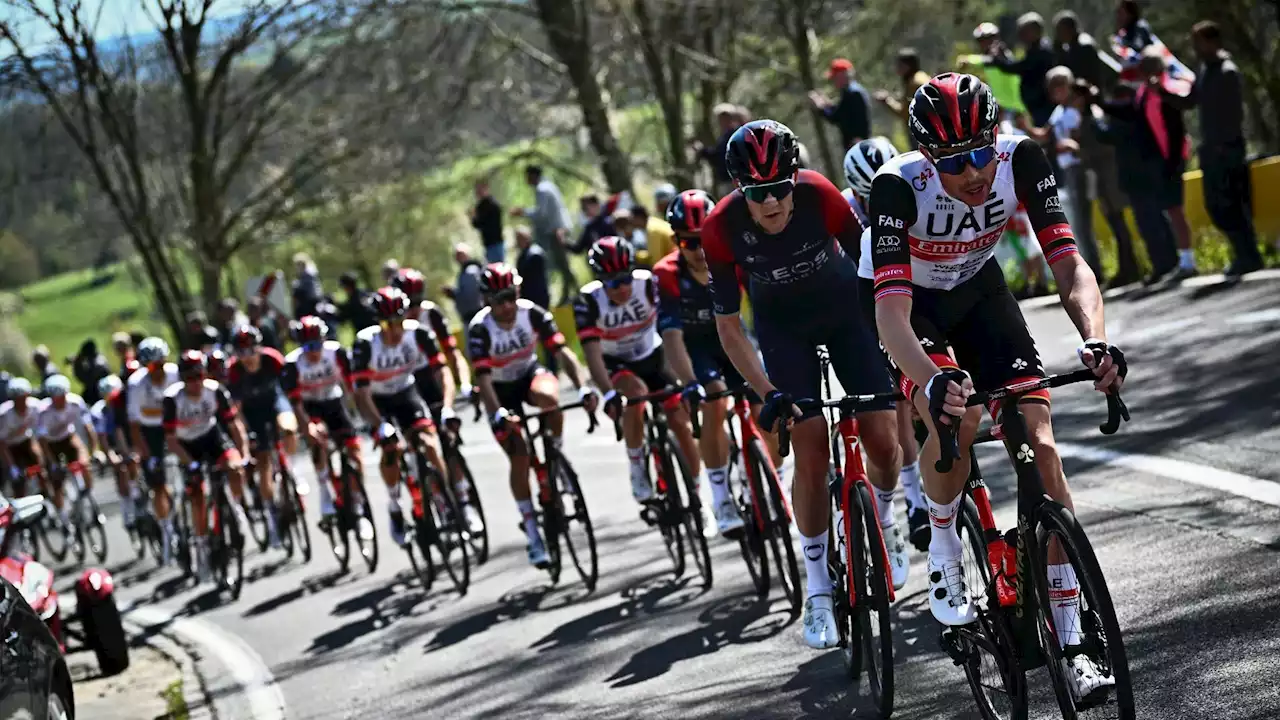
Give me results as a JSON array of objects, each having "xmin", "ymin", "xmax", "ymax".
[{"xmin": 859, "ymin": 412, "xmax": 901, "ymax": 469}]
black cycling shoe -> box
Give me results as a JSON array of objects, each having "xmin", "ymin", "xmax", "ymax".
[{"xmin": 907, "ymin": 507, "xmax": 930, "ymax": 552}]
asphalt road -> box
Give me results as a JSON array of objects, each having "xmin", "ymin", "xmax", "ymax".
[{"xmin": 66, "ymin": 274, "xmax": 1280, "ymax": 719}]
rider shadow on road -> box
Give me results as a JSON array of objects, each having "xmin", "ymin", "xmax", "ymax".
[
  {"xmin": 425, "ymin": 583, "xmax": 551, "ymax": 653},
  {"xmin": 530, "ymin": 573, "xmax": 699, "ymax": 655},
  {"xmin": 242, "ymin": 567, "xmax": 355, "ymax": 618},
  {"xmin": 307, "ymin": 570, "xmax": 445, "ymax": 655},
  {"xmin": 607, "ymin": 593, "xmax": 791, "ymax": 688}
]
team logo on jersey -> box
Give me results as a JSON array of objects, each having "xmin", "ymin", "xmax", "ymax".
[
  {"xmin": 923, "ymin": 190, "xmax": 1007, "ymax": 237},
  {"xmin": 912, "ymin": 166, "xmax": 935, "ymax": 191},
  {"xmin": 742, "ymin": 231, "xmax": 758, "ymax": 246},
  {"xmin": 492, "ymin": 328, "xmax": 533, "ymax": 357},
  {"xmin": 603, "ymin": 300, "xmax": 650, "ymax": 328},
  {"xmin": 1037, "ymin": 175, "xmax": 1056, "ymax": 192},
  {"xmin": 998, "ymin": 151, "xmax": 1011, "ymax": 163},
  {"xmin": 876, "ymin": 235, "xmax": 901, "ymax": 248},
  {"xmin": 1044, "ymin": 195, "xmax": 1062, "ymax": 213},
  {"xmin": 877, "ymin": 215, "xmax": 904, "ymax": 229}
]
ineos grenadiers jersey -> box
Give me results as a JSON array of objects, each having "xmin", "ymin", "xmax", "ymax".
[
  {"xmin": 128, "ymin": 365, "xmax": 180, "ymax": 428},
  {"xmin": 350, "ymin": 320, "xmax": 444, "ymax": 397},
  {"xmin": 0, "ymin": 399, "xmax": 47, "ymax": 446},
  {"xmin": 163, "ymin": 380, "xmax": 236, "ymax": 442},
  {"xmin": 468, "ymin": 300, "xmax": 565, "ymax": 384},
  {"xmin": 226, "ymin": 348, "xmax": 287, "ymax": 411},
  {"xmin": 35, "ymin": 395, "xmax": 91, "ymax": 443},
  {"xmin": 573, "ymin": 269, "xmax": 662, "ymax": 362},
  {"xmin": 869, "ymin": 135, "xmax": 1078, "ymax": 301},
  {"xmin": 282, "ymin": 342, "xmax": 351, "ymax": 403},
  {"xmin": 702, "ymin": 170, "xmax": 864, "ymax": 320},
  {"xmin": 653, "ymin": 251, "xmax": 717, "ymax": 343}
]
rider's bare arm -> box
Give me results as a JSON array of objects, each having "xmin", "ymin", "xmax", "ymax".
[
  {"xmin": 580, "ymin": 342, "xmax": 613, "ymax": 394},
  {"xmin": 555, "ymin": 347, "xmax": 587, "ymax": 391},
  {"xmin": 714, "ymin": 314, "xmax": 774, "ymax": 397},
  {"xmin": 661, "ymin": 329, "xmax": 698, "ymax": 386},
  {"xmin": 475, "ymin": 374, "xmax": 502, "ymax": 419}
]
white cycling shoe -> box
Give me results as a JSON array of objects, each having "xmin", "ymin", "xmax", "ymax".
[
  {"xmin": 885, "ymin": 524, "xmax": 910, "ymax": 591},
  {"xmin": 802, "ymin": 594, "xmax": 840, "ymax": 649},
  {"xmin": 1064, "ymin": 650, "xmax": 1116, "ymax": 704},
  {"xmin": 713, "ymin": 499, "xmax": 745, "ymax": 538},
  {"xmin": 527, "ymin": 537, "xmax": 551, "ymax": 569},
  {"xmin": 462, "ymin": 504, "xmax": 485, "ymax": 535},
  {"xmin": 927, "ymin": 554, "xmax": 977, "ymax": 626},
  {"xmin": 630, "ymin": 472, "xmax": 654, "ymax": 503}
]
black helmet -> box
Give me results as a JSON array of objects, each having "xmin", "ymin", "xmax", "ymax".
[
  {"xmin": 908, "ymin": 73, "xmax": 999, "ymax": 153},
  {"xmin": 724, "ymin": 119, "xmax": 801, "ymax": 185}
]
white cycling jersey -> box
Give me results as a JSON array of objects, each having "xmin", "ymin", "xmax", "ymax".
[
  {"xmin": 128, "ymin": 364, "xmax": 180, "ymax": 428},
  {"xmin": 282, "ymin": 342, "xmax": 349, "ymax": 403},
  {"xmin": 0, "ymin": 399, "xmax": 47, "ymax": 447},
  {"xmin": 35, "ymin": 395, "xmax": 90, "ymax": 443},
  {"xmin": 163, "ymin": 380, "xmax": 235, "ymax": 442},
  {"xmin": 841, "ymin": 188, "xmax": 870, "ymax": 228},
  {"xmin": 89, "ymin": 400, "xmax": 110, "ymax": 436},
  {"xmin": 350, "ymin": 320, "xmax": 443, "ymax": 397},
  {"xmin": 572, "ymin": 269, "xmax": 662, "ymax": 362},
  {"xmin": 467, "ymin": 300, "xmax": 564, "ymax": 384}
]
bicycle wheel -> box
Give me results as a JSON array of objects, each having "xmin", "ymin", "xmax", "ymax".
[
  {"xmin": 425, "ymin": 466, "xmax": 470, "ymax": 596},
  {"xmin": 670, "ymin": 431, "xmax": 712, "ymax": 589},
  {"xmin": 241, "ymin": 473, "xmax": 269, "ymax": 553},
  {"xmin": 738, "ymin": 439, "xmax": 771, "ymax": 598},
  {"xmin": 553, "ymin": 453, "xmax": 598, "ymax": 592},
  {"xmin": 1033, "ymin": 503, "xmax": 1134, "ymax": 720},
  {"xmin": 656, "ymin": 449, "xmax": 686, "ymax": 579},
  {"xmin": 41, "ymin": 497, "xmax": 70, "ymax": 562},
  {"xmin": 452, "ymin": 450, "xmax": 490, "ymax": 565},
  {"xmin": 402, "ymin": 457, "xmax": 436, "ymax": 593},
  {"xmin": 213, "ymin": 490, "xmax": 244, "ymax": 599},
  {"xmin": 958, "ymin": 498, "xmax": 1027, "ymax": 720},
  {"xmin": 279, "ymin": 468, "xmax": 312, "ymax": 563},
  {"xmin": 763, "ymin": 453, "xmax": 802, "ymax": 614},
  {"xmin": 349, "ymin": 469, "xmax": 378, "ymax": 573},
  {"xmin": 853, "ymin": 482, "xmax": 894, "ymax": 717},
  {"xmin": 81, "ymin": 490, "xmax": 108, "ymax": 563},
  {"xmin": 175, "ymin": 497, "xmax": 193, "ymax": 576}
]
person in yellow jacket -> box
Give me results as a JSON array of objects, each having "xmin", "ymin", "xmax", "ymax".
[
  {"xmin": 958, "ymin": 22, "xmax": 1027, "ymax": 115},
  {"xmin": 616, "ymin": 205, "xmax": 676, "ymax": 268}
]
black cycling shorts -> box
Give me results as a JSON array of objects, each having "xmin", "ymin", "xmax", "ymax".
[
  {"xmin": 755, "ymin": 300, "xmax": 894, "ymax": 419},
  {"xmin": 685, "ymin": 336, "xmax": 759, "ymax": 403},
  {"xmin": 906, "ymin": 259, "xmax": 1048, "ymax": 417},
  {"xmin": 605, "ymin": 347, "xmax": 673, "ymax": 394},
  {"xmin": 415, "ymin": 367, "xmax": 444, "ymax": 408},
  {"xmin": 372, "ymin": 387, "xmax": 433, "ymax": 433},
  {"xmin": 178, "ymin": 428, "xmax": 236, "ymax": 468},
  {"xmin": 7, "ymin": 438, "xmax": 40, "ymax": 474},
  {"xmin": 301, "ymin": 398, "xmax": 355, "ymax": 441},
  {"xmin": 492, "ymin": 364, "xmax": 551, "ymax": 415},
  {"xmin": 242, "ymin": 391, "xmax": 291, "ymax": 453}
]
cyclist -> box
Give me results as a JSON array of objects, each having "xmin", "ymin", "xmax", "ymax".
[
  {"xmin": 701, "ymin": 119, "xmax": 904, "ymax": 649},
  {"xmin": 653, "ymin": 188, "xmax": 757, "ymax": 539},
  {"xmin": 869, "ymin": 73, "xmax": 1123, "ymax": 701},
  {"xmin": 163, "ymin": 350, "xmax": 251, "ymax": 582},
  {"xmin": 574, "ymin": 237, "xmax": 701, "ymax": 513},
  {"xmin": 35, "ymin": 374, "xmax": 103, "ymax": 528},
  {"xmin": 282, "ymin": 315, "xmax": 361, "ymax": 528},
  {"xmin": 91, "ymin": 374, "xmax": 137, "ymax": 529},
  {"xmin": 846, "ymin": 137, "xmax": 932, "ymax": 554},
  {"xmin": 349, "ymin": 286, "xmax": 451, "ymax": 548},
  {"xmin": 0, "ymin": 379, "xmax": 47, "ymax": 496},
  {"xmin": 468, "ymin": 263, "xmax": 592, "ymax": 568},
  {"xmin": 226, "ymin": 325, "xmax": 298, "ymax": 549},
  {"xmin": 393, "ymin": 268, "xmax": 482, "ymax": 533}
]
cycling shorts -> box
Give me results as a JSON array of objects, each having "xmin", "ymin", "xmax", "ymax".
[
  {"xmin": 7, "ymin": 438, "xmax": 40, "ymax": 474},
  {"xmin": 605, "ymin": 347, "xmax": 673, "ymax": 394},
  {"xmin": 243, "ymin": 391, "xmax": 295, "ymax": 453},
  {"xmin": 179, "ymin": 427, "xmax": 236, "ymax": 468},
  {"xmin": 685, "ymin": 337, "xmax": 759, "ymax": 404},
  {"xmin": 492, "ymin": 364, "xmax": 551, "ymax": 414},
  {"xmin": 755, "ymin": 301, "xmax": 894, "ymax": 420},
  {"xmin": 301, "ymin": 398, "xmax": 356, "ymax": 444},
  {"xmin": 904, "ymin": 259, "xmax": 1048, "ymax": 418},
  {"xmin": 415, "ymin": 367, "xmax": 443, "ymax": 408},
  {"xmin": 45, "ymin": 436, "xmax": 81, "ymax": 465},
  {"xmin": 372, "ymin": 387, "xmax": 434, "ymax": 434},
  {"xmin": 857, "ymin": 278, "xmax": 900, "ymax": 378}
]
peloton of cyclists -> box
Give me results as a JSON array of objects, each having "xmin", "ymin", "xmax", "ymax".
[
  {"xmin": 35, "ymin": 374, "xmax": 103, "ymax": 528},
  {"xmin": 128, "ymin": 337, "xmax": 181, "ymax": 564}
]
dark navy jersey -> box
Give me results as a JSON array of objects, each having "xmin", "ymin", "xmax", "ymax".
[
  {"xmin": 226, "ymin": 347, "xmax": 287, "ymax": 412},
  {"xmin": 702, "ymin": 170, "xmax": 864, "ymax": 320},
  {"xmin": 653, "ymin": 250, "xmax": 718, "ymax": 343}
]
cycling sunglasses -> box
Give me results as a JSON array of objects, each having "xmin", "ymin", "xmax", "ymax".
[
  {"xmin": 676, "ymin": 232, "xmax": 702, "ymax": 250},
  {"xmin": 601, "ymin": 273, "xmax": 631, "ymax": 290},
  {"xmin": 932, "ymin": 144, "xmax": 998, "ymax": 175},
  {"xmin": 301, "ymin": 341, "xmax": 325, "ymax": 353},
  {"xmin": 740, "ymin": 178, "xmax": 795, "ymax": 203},
  {"xmin": 487, "ymin": 288, "xmax": 518, "ymax": 304}
]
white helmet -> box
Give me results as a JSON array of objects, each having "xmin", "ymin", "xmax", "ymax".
[
  {"xmin": 843, "ymin": 136, "xmax": 900, "ymax": 199},
  {"xmin": 98, "ymin": 374, "xmax": 123, "ymax": 398}
]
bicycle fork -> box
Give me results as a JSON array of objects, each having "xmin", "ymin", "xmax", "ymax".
[{"xmin": 836, "ymin": 415, "xmax": 896, "ymax": 605}]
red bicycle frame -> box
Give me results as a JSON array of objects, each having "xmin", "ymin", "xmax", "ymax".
[
  {"xmin": 831, "ymin": 414, "xmax": 897, "ymax": 606},
  {"xmin": 728, "ymin": 394, "xmax": 793, "ymax": 534}
]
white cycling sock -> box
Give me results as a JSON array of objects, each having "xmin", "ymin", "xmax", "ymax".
[
  {"xmin": 874, "ymin": 487, "xmax": 897, "ymax": 529},
  {"xmin": 706, "ymin": 465, "xmax": 730, "ymax": 506},
  {"xmin": 316, "ymin": 477, "xmax": 334, "ymax": 510},
  {"xmin": 516, "ymin": 499, "xmax": 540, "ymax": 544},
  {"xmin": 927, "ymin": 493, "xmax": 963, "ymax": 559},
  {"xmin": 1047, "ymin": 563, "xmax": 1082, "ymax": 648},
  {"xmin": 800, "ymin": 531, "xmax": 832, "ymax": 597},
  {"xmin": 386, "ymin": 483, "xmax": 401, "ymax": 514},
  {"xmin": 627, "ymin": 446, "xmax": 646, "ymax": 481},
  {"xmin": 900, "ymin": 461, "xmax": 924, "ymax": 513},
  {"xmin": 120, "ymin": 494, "xmax": 135, "ymax": 522},
  {"xmin": 1179, "ymin": 248, "xmax": 1196, "ymax": 270}
]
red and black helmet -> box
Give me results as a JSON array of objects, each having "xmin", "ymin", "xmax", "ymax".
[
  {"xmin": 479, "ymin": 263, "xmax": 522, "ymax": 295},
  {"xmin": 587, "ymin": 236, "xmax": 634, "ymax": 276},
  {"xmin": 665, "ymin": 189, "xmax": 716, "ymax": 234},
  {"xmin": 725, "ymin": 119, "xmax": 800, "ymax": 185},
  {"xmin": 371, "ymin": 286, "xmax": 410, "ymax": 320},
  {"xmin": 231, "ymin": 324, "xmax": 262, "ymax": 350},
  {"xmin": 908, "ymin": 73, "xmax": 999, "ymax": 153},
  {"xmin": 177, "ymin": 349, "xmax": 206, "ymax": 379},
  {"xmin": 391, "ymin": 268, "xmax": 426, "ymax": 303},
  {"xmin": 291, "ymin": 315, "xmax": 328, "ymax": 346},
  {"xmin": 206, "ymin": 349, "xmax": 227, "ymax": 379}
]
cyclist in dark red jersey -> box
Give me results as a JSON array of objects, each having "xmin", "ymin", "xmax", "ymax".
[
  {"xmin": 701, "ymin": 119, "xmax": 905, "ymax": 650},
  {"xmin": 870, "ymin": 74, "xmax": 1124, "ymax": 701}
]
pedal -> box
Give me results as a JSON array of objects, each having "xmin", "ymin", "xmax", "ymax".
[
  {"xmin": 938, "ymin": 626, "xmax": 972, "ymax": 667},
  {"xmin": 638, "ymin": 503, "xmax": 660, "ymax": 527}
]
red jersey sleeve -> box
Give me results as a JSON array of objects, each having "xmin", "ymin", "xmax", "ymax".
[
  {"xmin": 805, "ymin": 169, "xmax": 863, "ymax": 261},
  {"xmin": 701, "ymin": 203, "xmax": 743, "ymax": 316}
]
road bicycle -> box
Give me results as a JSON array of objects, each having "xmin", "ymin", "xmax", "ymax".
[
  {"xmin": 8, "ymin": 464, "xmax": 45, "ymax": 560},
  {"xmin": 438, "ymin": 413, "xmax": 489, "ymax": 565},
  {"xmin": 615, "ymin": 388, "xmax": 712, "ymax": 589},
  {"xmin": 397, "ymin": 428, "xmax": 470, "ymax": 596},
  {"xmin": 180, "ymin": 461, "xmax": 245, "ymax": 599},
  {"xmin": 692, "ymin": 384, "xmax": 801, "ymax": 612},
  {"xmin": 244, "ymin": 440, "xmax": 312, "ymax": 562},
  {"xmin": 318, "ymin": 433, "xmax": 378, "ymax": 574},
  {"xmin": 40, "ymin": 455, "xmax": 107, "ymax": 565},
  {"xmin": 128, "ymin": 456, "xmax": 171, "ymax": 563},
  {"xmin": 933, "ymin": 368, "xmax": 1134, "ymax": 720}
]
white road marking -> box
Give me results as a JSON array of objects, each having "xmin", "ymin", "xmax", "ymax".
[{"xmin": 127, "ymin": 605, "xmax": 287, "ymax": 720}]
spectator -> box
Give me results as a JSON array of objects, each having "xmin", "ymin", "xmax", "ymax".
[
  {"xmin": 336, "ymin": 271, "xmax": 378, "ymax": 334},
  {"xmin": 873, "ymin": 48, "xmax": 932, "ymax": 149},
  {"xmin": 513, "ymin": 228, "xmax": 558, "ymax": 375},
  {"xmin": 1053, "ymin": 10, "xmax": 1120, "ymax": 92},
  {"xmin": 380, "ymin": 259, "xmax": 401, "ymax": 286},
  {"xmin": 632, "ymin": 204, "xmax": 675, "ymax": 269},
  {"xmin": 471, "ymin": 178, "xmax": 505, "ymax": 264},
  {"xmin": 70, "ymin": 339, "xmax": 111, "ymax": 405},
  {"xmin": 246, "ymin": 297, "xmax": 282, "ymax": 350},
  {"xmin": 961, "ymin": 23, "xmax": 1026, "ymax": 116},
  {"xmin": 128, "ymin": 330, "xmax": 146, "ymax": 351},
  {"xmin": 1190, "ymin": 20, "xmax": 1263, "ymax": 279},
  {"xmin": 214, "ymin": 298, "xmax": 247, "ymax": 346},
  {"xmin": 575, "ymin": 194, "xmax": 615, "ymax": 253},
  {"xmin": 443, "ymin": 243, "xmax": 485, "ymax": 326},
  {"xmin": 31, "ymin": 346, "xmax": 58, "ymax": 384},
  {"xmin": 653, "ymin": 184, "xmax": 677, "ymax": 217},
  {"xmin": 183, "ymin": 310, "xmax": 210, "ymax": 351},
  {"xmin": 290, "ymin": 252, "xmax": 323, "ymax": 319},
  {"xmin": 511, "ymin": 165, "xmax": 576, "ymax": 305},
  {"xmin": 808, "ymin": 58, "xmax": 872, "ymax": 150},
  {"xmin": 1094, "ymin": 47, "xmax": 1198, "ymax": 282},
  {"xmin": 1075, "ymin": 79, "xmax": 1142, "ymax": 287},
  {"xmin": 986, "ymin": 13, "xmax": 1057, "ymax": 126},
  {"xmin": 692, "ymin": 104, "xmax": 743, "ymax": 198},
  {"xmin": 110, "ymin": 332, "xmax": 134, "ymax": 376}
]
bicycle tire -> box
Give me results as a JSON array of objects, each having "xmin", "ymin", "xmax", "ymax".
[
  {"xmin": 1033, "ymin": 503, "xmax": 1135, "ymax": 719},
  {"xmin": 553, "ymin": 452, "xmax": 598, "ymax": 592},
  {"xmin": 41, "ymin": 495, "xmax": 70, "ymax": 562},
  {"xmin": 669, "ymin": 430, "xmax": 712, "ymax": 590},
  {"xmin": 349, "ymin": 465, "xmax": 379, "ymax": 573},
  {"xmin": 542, "ymin": 465, "xmax": 563, "ymax": 586},
  {"xmin": 71, "ymin": 501, "xmax": 87, "ymax": 565},
  {"xmin": 854, "ymin": 482, "xmax": 894, "ymax": 717},
  {"xmin": 175, "ymin": 495, "xmax": 193, "ymax": 576},
  {"xmin": 958, "ymin": 497, "xmax": 1027, "ymax": 720},
  {"xmin": 241, "ymin": 473, "xmax": 269, "ymax": 553},
  {"xmin": 402, "ymin": 456, "xmax": 436, "ymax": 593},
  {"xmin": 453, "ymin": 451, "xmax": 489, "ymax": 565},
  {"xmin": 81, "ymin": 490, "xmax": 108, "ymax": 563},
  {"xmin": 218, "ymin": 488, "xmax": 245, "ymax": 599},
  {"xmin": 740, "ymin": 438, "xmax": 771, "ymax": 598},
  {"xmin": 282, "ymin": 467, "xmax": 312, "ymax": 563},
  {"xmin": 764, "ymin": 453, "xmax": 802, "ymax": 614},
  {"xmin": 656, "ymin": 447, "xmax": 687, "ymax": 579},
  {"xmin": 325, "ymin": 458, "xmax": 352, "ymax": 572},
  {"xmin": 425, "ymin": 465, "xmax": 470, "ymax": 596}
]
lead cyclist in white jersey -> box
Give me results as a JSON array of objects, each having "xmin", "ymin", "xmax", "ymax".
[{"xmin": 869, "ymin": 73, "xmax": 1126, "ymax": 703}]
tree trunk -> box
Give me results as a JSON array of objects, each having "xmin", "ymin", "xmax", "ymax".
[
  {"xmin": 199, "ymin": 253, "xmax": 222, "ymax": 318},
  {"xmin": 130, "ymin": 233, "xmax": 186, "ymax": 339},
  {"xmin": 534, "ymin": 0, "xmax": 633, "ymax": 194},
  {"xmin": 633, "ymin": 0, "xmax": 692, "ymax": 190},
  {"xmin": 785, "ymin": 2, "xmax": 838, "ymax": 179}
]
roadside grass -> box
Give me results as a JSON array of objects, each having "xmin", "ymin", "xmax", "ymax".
[{"xmin": 159, "ymin": 678, "xmax": 189, "ymax": 720}]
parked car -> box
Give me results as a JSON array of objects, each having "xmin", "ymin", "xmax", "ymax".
[{"xmin": 0, "ymin": 558, "xmax": 74, "ymax": 718}]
